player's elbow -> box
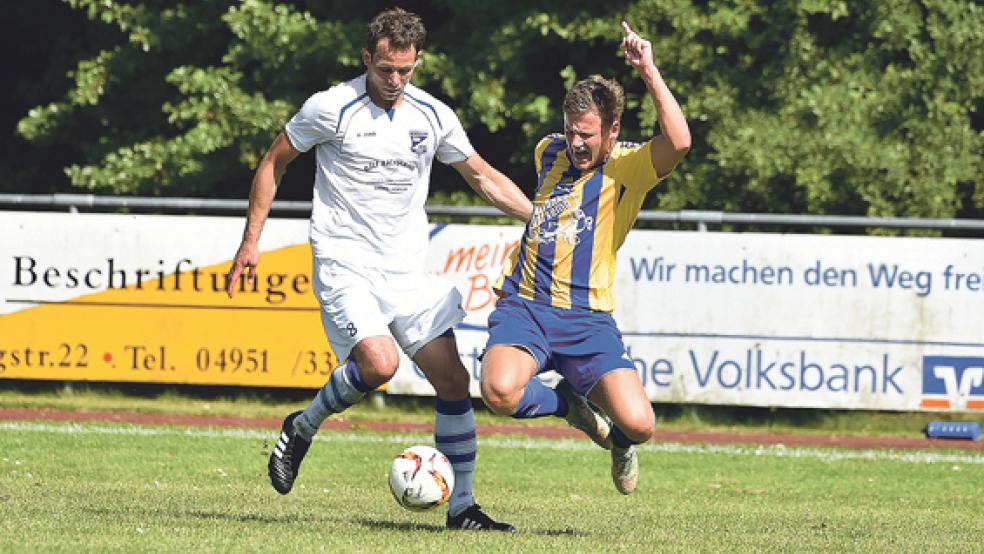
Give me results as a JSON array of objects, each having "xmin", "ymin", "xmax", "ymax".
[{"xmin": 672, "ymin": 130, "xmax": 692, "ymax": 156}]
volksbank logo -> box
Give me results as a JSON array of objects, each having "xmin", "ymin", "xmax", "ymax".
[{"xmin": 921, "ymin": 356, "xmax": 984, "ymax": 410}]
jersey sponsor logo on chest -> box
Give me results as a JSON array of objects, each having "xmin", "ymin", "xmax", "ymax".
[
  {"xmin": 361, "ymin": 159, "xmax": 418, "ymax": 172},
  {"xmin": 529, "ymin": 195, "xmax": 595, "ymax": 246}
]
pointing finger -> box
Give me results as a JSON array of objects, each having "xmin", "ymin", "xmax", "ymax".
[
  {"xmin": 226, "ymin": 269, "xmax": 239, "ymax": 298},
  {"xmin": 621, "ymin": 21, "xmax": 633, "ymax": 36},
  {"xmin": 226, "ymin": 264, "xmax": 242, "ymax": 298}
]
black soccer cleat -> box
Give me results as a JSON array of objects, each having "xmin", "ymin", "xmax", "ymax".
[
  {"xmin": 268, "ymin": 410, "xmax": 311, "ymax": 494},
  {"xmin": 446, "ymin": 504, "xmax": 517, "ymax": 533}
]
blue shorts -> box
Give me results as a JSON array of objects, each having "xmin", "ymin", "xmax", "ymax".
[{"xmin": 485, "ymin": 295, "xmax": 634, "ymax": 396}]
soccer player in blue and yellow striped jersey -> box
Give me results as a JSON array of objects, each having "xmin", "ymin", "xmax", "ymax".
[
  {"xmin": 495, "ymin": 133, "xmax": 661, "ymax": 312},
  {"xmin": 480, "ymin": 22, "xmax": 691, "ymax": 495}
]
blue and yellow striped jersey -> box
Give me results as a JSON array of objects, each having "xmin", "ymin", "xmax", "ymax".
[{"xmin": 495, "ymin": 134, "xmax": 663, "ymax": 312}]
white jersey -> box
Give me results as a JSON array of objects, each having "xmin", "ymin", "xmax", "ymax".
[{"xmin": 285, "ymin": 75, "xmax": 474, "ymax": 272}]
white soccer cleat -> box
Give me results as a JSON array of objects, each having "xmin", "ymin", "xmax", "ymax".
[
  {"xmin": 556, "ymin": 379, "xmax": 612, "ymax": 450},
  {"xmin": 611, "ymin": 445, "xmax": 639, "ymax": 495}
]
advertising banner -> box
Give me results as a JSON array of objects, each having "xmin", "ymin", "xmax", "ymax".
[
  {"xmin": 2, "ymin": 211, "xmax": 982, "ymax": 412},
  {"xmin": 395, "ymin": 225, "xmax": 984, "ymax": 413},
  {"xmin": 0, "ymin": 212, "xmax": 337, "ymax": 388}
]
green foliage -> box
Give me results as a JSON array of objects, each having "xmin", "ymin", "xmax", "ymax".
[{"xmin": 13, "ymin": 0, "xmax": 984, "ymax": 226}]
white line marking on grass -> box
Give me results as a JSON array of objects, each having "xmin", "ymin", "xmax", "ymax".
[{"xmin": 2, "ymin": 421, "xmax": 983, "ymax": 465}]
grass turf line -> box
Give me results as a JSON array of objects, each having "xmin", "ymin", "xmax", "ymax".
[{"xmin": 3, "ymin": 385, "xmax": 983, "ymax": 438}]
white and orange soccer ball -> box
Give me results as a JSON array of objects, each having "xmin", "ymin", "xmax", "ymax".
[{"xmin": 388, "ymin": 445, "xmax": 455, "ymax": 511}]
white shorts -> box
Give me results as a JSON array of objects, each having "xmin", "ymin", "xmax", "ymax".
[{"xmin": 313, "ymin": 257, "xmax": 465, "ymax": 361}]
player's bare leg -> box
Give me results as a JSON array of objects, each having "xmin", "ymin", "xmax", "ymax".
[
  {"xmin": 415, "ymin": 335, "xmax": 516, "ymax": 532},
  {"xmin": 481, "ymin": 345, "xmax": 610, "ymax": 448},
  {"xmin": 269, "ymin": 336, "xmax": 397, "ymax": 494},
  {"xmin": 479, "ymin": 344, "xmax": 540, "ymax": 416},
  {"xmin": 555, "ymin": 379, "xmax": 612, "ymax": 449},
  {"xmin": 588, "ymin": 369, "xmax": 655, "ymax": 494}
]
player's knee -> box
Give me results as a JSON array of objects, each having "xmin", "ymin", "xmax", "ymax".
[
  {"xmin": 354, "ymin": 349, "xmax": 400, "ymax": 388},
  {"xmin": 621, "ymin": 408, "xmax": 656, "ymax": 443},
  {"xmin": 479, "ymin": 376, "xmax": 518, "ymax": 416},
  {"xmin": 627, "ymin": 421, "xmax": 655, "ymax": 443}
]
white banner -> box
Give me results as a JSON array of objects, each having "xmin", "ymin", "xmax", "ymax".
[
  {"xmin": 389, "ymin": 224, "xmax": 984, "ymax": 413},
  {"xmin": 2, "ymin": 211, "xmax": 982, "ymax": 412}
]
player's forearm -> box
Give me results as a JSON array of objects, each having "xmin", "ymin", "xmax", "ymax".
[
  {"xmin": 240, "ymin": 161, "xmax": 281, "ymax": 245},
  {"xmin": 456, "ymin": 155, "xmax": 533, "ymax": 223},
  {"xmin": 240, "ymin": 132, "xmax": 298, "ymax": 245},
  {"xmin": 641, "ymin": 65, "xmax": 691, "ymax": 154},
  {"xmin": 479, "ymin": 169, "xmax": 533, "ymax": 223}
]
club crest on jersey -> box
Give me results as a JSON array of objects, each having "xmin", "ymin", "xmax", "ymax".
[
  {"xmin": 409, "ymin": 130, "xmax": 428, "ymax": 153},
  {"xmin": 531, "ymin": 196, "xmax": 594, "ymax": 246}
]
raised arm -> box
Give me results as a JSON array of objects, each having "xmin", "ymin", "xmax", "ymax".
[
  {"xmin": 225, "ymin": 132, "xmax": 300, "ymax": 297},
  {"xmin": 621, "ymin": 21, "xmax": 691, "ymax": 178},
  {"xmin": 451, "ymin": 153, "xmax": 533, "ymax": 223}
]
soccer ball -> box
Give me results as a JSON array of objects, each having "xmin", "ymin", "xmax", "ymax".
[{"xmin": 388, "ymin": 445, "xmax": 455, "ymax": 512}]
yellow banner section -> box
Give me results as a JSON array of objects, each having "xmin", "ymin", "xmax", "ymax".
[{"xmin": 0, "ymin": 245, "xmax": 339, "ymax": 388}]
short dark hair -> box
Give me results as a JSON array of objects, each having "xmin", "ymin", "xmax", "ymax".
[
  {"xmin": 563, "ymin": 75, "xmax": 625, "ymax": 130},
  {"xmin": 366, "ymin": 8, "xmax": 426, "ymax": 54}
]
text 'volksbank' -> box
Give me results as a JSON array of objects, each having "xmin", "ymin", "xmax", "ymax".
[{"xmin": 626, "ymin": 346, "xmax": 904, "ymax": 394}]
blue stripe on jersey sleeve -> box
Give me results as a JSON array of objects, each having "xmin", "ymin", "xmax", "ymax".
[
  {"xmin": 404, "ymin": 92, "xmax": 443, "ymax": 129},
  {"xmin": 336, "ymin": 93, "xmax": 369, "ymax": 134},
  {"xmin": 570, "ymin": 170, "xmax": 604, "ymax": 309},
  {"xmin": 536, "ymin": 138, "xmax": 567, "ymax": 194}
]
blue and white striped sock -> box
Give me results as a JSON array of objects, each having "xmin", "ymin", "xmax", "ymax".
[
  {"xmin": 294, "ymin": 360, "xmax": 371, "ymax": 440},
  {"xmin": 435, "ymin": 397, "xmax": 476, "ymax": 518}
]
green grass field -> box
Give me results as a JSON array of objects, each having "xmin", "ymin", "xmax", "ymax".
[{"xmin": 2, "ymin": 417, "xmax": 982, "ymax": 552}]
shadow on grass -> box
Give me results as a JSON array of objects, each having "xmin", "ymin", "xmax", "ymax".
[
  {"xmin": 183, "ymin": 510, "xmax": 308, "ymax": 524},
  {"xmin": 353, "ymin": 517, "xmax": 589, "ymax": 537},
  {"xmin": 354, "ymin": 518, "xmax": 445, "ymax": 533},
  {"xmin": 82, "ymin": 506, "xmax": 317, "ymax": 524}
]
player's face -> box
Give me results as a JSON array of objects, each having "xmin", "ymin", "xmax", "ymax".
[
  {"xmin": 363, "ymin": 39, "xmax": 419, "ymax": 108},
  {"xmin": 564, "ymin": 109, "xmax": 619, "ymax": 170}
]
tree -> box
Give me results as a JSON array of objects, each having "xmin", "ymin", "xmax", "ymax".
[
  {"xmin": 13, "ymin": 0, "xmax": 984, "ymax": 229},
  {"xmin": 2, "ymin": 0, "xmax": 99, "ymax": 194}
]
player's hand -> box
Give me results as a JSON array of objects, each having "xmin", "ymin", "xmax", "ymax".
[
  {"xmin": 621, "ymin": 21, "xmax": 654, "ymax": 71},
  {"xmin": 225, "ymin": 240, "xmax": 259, "ymax": 298}
]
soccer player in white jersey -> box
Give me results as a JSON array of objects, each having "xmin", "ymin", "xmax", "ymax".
[{"xmin": 225, "ymin": 8, "xmax": 530, "ymax": 532}]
